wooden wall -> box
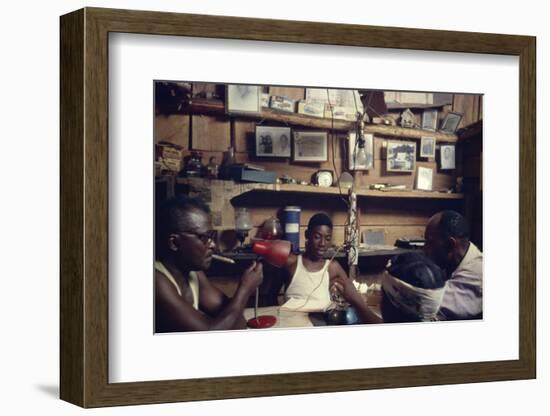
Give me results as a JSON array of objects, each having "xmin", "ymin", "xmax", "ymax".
[{"xmin": 154, "ymin": 84, "xmax": 482, "ymax": 251}]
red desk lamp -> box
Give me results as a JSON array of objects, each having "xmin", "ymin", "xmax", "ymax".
[{"xmin": 246, "ymin": 239, "xmax": 292, "ymax": 329}]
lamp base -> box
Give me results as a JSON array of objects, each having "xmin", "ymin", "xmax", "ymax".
[{"xmin": 246, "ymin": 315, "xmax": 277, "ymax": 329}]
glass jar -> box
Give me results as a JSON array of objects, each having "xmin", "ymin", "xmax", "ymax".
[{"xmin": 185, "ymin": 151, "xmax": 203, "ymax": 177}]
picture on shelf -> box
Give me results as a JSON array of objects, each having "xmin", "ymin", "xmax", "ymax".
[
  {"xmin": 440, "ymin": 112, "xmax": 462, "ymax": 133},
  {"xmin": 386, "ymin": 141, "xmax": 416, "ymax": 172},
  {"xmin": 255, "ymin": 126, "xmax": 292, "ymax": 157},
  {"xmin": 226, "ymin": 84, "xmax": 262, "ymax": 113},
  {"xmin": 440, "ymin": 144, "xmax": 456, "ymax": 169},
  {"xmin": 416, "ymin": 166, "xmax": 433, "ymax": 191},
  {"xmin": 420, "ymin": 136, "xmax": 436, "ymax": 158},
  {"xmin": 153, "ymin": 80, "xmax": 483, "ymax": 334},
  {"xmin": 422, "ymin": 109, "xmax": 438, "ymax": 130}
]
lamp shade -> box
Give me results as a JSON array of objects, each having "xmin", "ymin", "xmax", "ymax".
[{"xmin": 252, "ymin": 239, "xmax": 291, "ymax": 268}]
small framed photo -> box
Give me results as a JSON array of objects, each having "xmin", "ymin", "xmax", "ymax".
[
  {"xmin": 293, "ymin": 131, "xmax": 328, "ymax": 162},
  {"xmin": 420, "ymin": 136, "xmax": 436, "ymax": 158},
  {"xmin": 440, "ymin": 144, "xmax": 456, "ymax": 169},
  {"xmin": 416, "ymin": 166, "xmax": 433, "ymax": 191},
  {"xmin": 348, "ymin": 132, "xmax": 374, "ymax": 170},
  {"xmin": 422, "ymin": 109, "xmax": 438, "ymax": 130},
  {"xmin": 226, "ymin": 84, "xmax": 261, "ymax": 113},
  {"xmin": 255, "ymin": 126, "xmax": 292, "ymax": 157},
  {"xmin": 440, "ymin": 112, "xmax": 462, "ymax": 133},
  {"xmin": 386, "ymin": 140, "xmax": 416, "ymax": 172}
]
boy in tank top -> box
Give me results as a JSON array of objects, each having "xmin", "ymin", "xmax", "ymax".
[{"xmin": 280, "ymin": 213, "xmax": 349, "ymax": 312}]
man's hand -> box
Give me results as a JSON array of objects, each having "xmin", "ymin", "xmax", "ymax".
[
  {"xmin": 331, "ymin": 276, "xmax": 362, "ymax": 305},
  {"xmin": 241, "ymin": 261, "xmax": 263, "ymax": 292}
]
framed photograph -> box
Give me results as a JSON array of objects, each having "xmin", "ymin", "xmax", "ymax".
[
  {"xmin": 255, "ymin": 125, "xmax": 292, "ymax": 157},
  {"xmin": 61, "ymin": 7, "xmax": 535, "ymax": 408},
  {"xmin": 293, "ymin": 131, "xmax": 328, "ymax": 162},
  {"xmin": 386, "ymin": 140, "xmax": 416, "ymax": 172},
  {"xmin": 440, "ymin": 111, "xmax": 463, "ymax": 133},
  {"xmin": 420, "ymin": 136, "xmax": 436, "ymax": 158},
  {"xmin": 226, "ymin": 84, "xmax": 261, "ymax": 113},
  {"xmin": 440, "ymin": 144, "xmax": 456, "ymax": 169},
  {"xmin": 422, "ymin": 108, "xmax": 438, "ymax": 130},
  {"xmin": 349, "ymin": 132, "xmax": 374, "ymax": 170},
  {"xmin": 416, "ymin": 166, "xmax": 433, "ymax": 191}
]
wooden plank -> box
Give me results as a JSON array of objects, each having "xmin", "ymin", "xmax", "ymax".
[
  {"xmin": 364, "ymin": 124, "xmax": 457, "ymax": 142},
  {"xmin": 314, "ymin": 225, "xmax": 426, "ymax": 247},
  {"xmin": 186, "ymin": 99, "xmax": 353, "ymax": 130},
  {"xmin": 245, "ymin": 206, "xmax": 435, "ymax": 227},
  {"xmin": 185, "ymin": 99, "xmax": 458, "ymax": 141},
  {"xmin": 191, "ymin": 115, "xmax": 230, "ymax": 151},
  {"xmin": 452, "ymin": 94, "xmax": 482, "ymax": 129},
  {"xmin": 60, "ymin": 9, "xmax": 85, "ymax": 407},
  {"xmin": 154, "ymin": 114, "xmax": 190, "ymax": 148}
]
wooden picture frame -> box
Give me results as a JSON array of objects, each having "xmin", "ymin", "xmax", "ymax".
[
  {"xmin": 440, "ymin": 111, "xmax": 463, "ymax": 133},
  {"xmin": 60, "ymin": 7, "xmax": 536, "ymax": 408},
  {"xmin": 420, "ymin": 136, "xmax": 436, "ymax": 158},
  {"xmin": 255, "ymin": 125, "xmax": 292, "ymax": 157},
  {"xmin": 386, "ymin": 140, "xmax": 417, "ymax": 172},
  {"xmin": 422, "ymin": 108, "xmax": 438, "ymax": 130}
]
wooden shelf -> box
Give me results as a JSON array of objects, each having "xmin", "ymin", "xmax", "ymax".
[
  {"xmin": 185, "ymin": 99, "xmax": 353, "ymax": 130},
  {"xmin": 177, "ymin": 178, "xmax": 464, "ymax": 200},
  {"xmin": 256, "ymin": 183, "xmax": 463, "ymax": 200},
  {"xmin": 363, "ymin": 124, "xmax": 458, "ymax": 142},
  {"xmin": 220, "ymin": 247, "xmax": 417, "ymax": 260},
  {"xmin": 183, "ymin": 99, "xmax": 458, "ymax": 142}
]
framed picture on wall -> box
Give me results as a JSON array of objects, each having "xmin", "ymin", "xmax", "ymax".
[
  {"xmin": 440, "ymin": 144, "xmax": 456, "ymax": 169},
  {"xmin": 293, "ymin": 131, "xmax": 328, "ymax": 162},
  {"xmin": 420, "ymin": 136, "xmax": 436, "ymax": 158},
  {"xmin": 61, "ymin": 7, "xmax": 535, "ymax": 409},
  {"xmin": 226, "ymin": 84, "xmax": 262, "ymax": 113},
  {"xmin": 255, "ymin": 125, "xmax": 292, "ymax": 157},
  {"xmin": 386, "ymin": 140, "xmax": 416, "ymax": 172}
]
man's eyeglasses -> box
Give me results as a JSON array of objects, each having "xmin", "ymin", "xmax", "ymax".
[{"xmin": 177, "ymin": 230, "xmax": 216, "ymax": 245}]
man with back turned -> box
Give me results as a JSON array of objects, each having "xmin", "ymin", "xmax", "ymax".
[{"xmin": 424, "ymin": 210, "xmax": 483, "ymax": 320}]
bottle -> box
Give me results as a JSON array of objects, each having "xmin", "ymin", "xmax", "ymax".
[
  {"xmin": 219, "ymin": 146, "xmax": 235, "ymax": 180},
  {"xmin": 185, "ymin": 151, "xmax": 203, "ymax": 177},
  {"xmin": 206, "ymin": 156, "xmax": 219, "ymax": 179}
]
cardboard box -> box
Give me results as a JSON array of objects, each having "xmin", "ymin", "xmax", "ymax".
[
  {"xmin": 297, "ymin": 100, "xmax": 325, "ymax": 118},
  {"xmin": 324, "ymin": 105, "xmax": 358, "ymax": 121},
  {"xmin": 270, "ymin": 95, "xmax": 295, "ymax": 113}
]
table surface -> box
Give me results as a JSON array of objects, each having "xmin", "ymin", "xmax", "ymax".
[
  {"xmin": 244, "ymin": 306, "xmax": 317, "ymax": 328},
  {"xmin": 243, "ymin": 304, "xmax": 382, "ymax": 328}
]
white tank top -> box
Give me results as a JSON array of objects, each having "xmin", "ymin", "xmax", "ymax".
[
  {"xmin": 282, "ymin": 255, "xmax": 332, "ymax": 312},
  {"xmin": 155, "ymin": 260, "xmax": 199, "ymax": 310}
]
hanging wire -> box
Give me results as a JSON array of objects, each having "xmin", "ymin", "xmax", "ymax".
[{"xmin": 326, "ymin": 89, "xmax": 350, "ymax": 210}]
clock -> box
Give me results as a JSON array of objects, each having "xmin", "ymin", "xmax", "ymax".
[{"xmin": 313, "ymin": 170, "xmax": 334, "ymax": 187}]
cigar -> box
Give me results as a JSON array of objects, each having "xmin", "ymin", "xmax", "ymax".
[{"xmin": 212, "ymin": 254, "xmax": 235, "ymax": 264}]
